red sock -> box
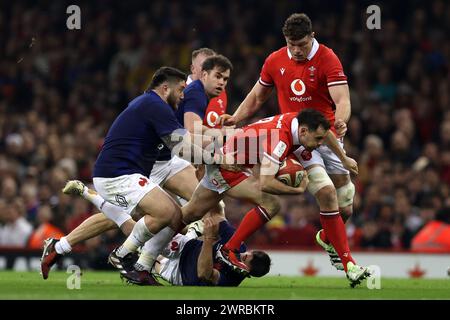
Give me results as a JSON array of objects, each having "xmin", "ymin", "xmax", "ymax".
[
  {"xmin": 320, "ymin": 209, "xmax": 351, "ymax": 244},
  {"xmin": 319, "ymin": 212, "xmax": 355, "ymax": 272},
  {"xmin": 225, "ymin": 206, "xmax": 271, "ymax": 250}
]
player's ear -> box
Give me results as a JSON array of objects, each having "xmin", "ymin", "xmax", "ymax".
[
  {"xmin": 299, "ymin": 126, "xmax": 308, "ymax": 135},
  {"xmin": 162, "ymin": 83, "xmax": 171, "ymax": 97}
]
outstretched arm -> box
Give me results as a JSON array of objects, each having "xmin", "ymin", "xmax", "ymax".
[
  {"xmin": 161, "ymin": 132, "xmax": 234, "ymax": 165},
  {"xmin": 323, "ymin": 130, "xmax": 358, "ymax": 175},
  {"xmin": 329, "ymin": 84, "xmax": 351, "ymax": 138}
]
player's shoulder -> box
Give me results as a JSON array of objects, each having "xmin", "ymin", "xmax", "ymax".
[
  {"xmin": 265, "ymin": 46, "xmax": 289, "ymax": 64},
  {"xmin": 184, "ymin": 79, "xmax": 204, "ymax": 94},
  {"xmin": 137, "ymin": 92, "xmax": 173, "ymax": 117},
  {"xmin": 269, "ymin": 112, "xmax": 297, "ymax": 124},
  {"xmin": 282, "ymin": 112, "xmax": 298, "ymax": 119},
  {"xmin": 184, "ymin": 80, "xmax": 204, "ymax": 93},
  {"xmin": 127, "ymin": 92, "xmax": 154, "ymax": 110},
  {"xmin": 280, "ymin": 113, "xmax": 298, "ymax": 134},
  {"xmin": 316, "ymin": 43, "xmax": 342, "ymax": 62},
  {"xmin": 133, "ymin": 91, "xmax": 163, "ymax": 105}
]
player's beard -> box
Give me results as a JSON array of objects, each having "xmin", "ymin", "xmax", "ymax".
[{"xmin": 167, "ymin": 92, "xmax": 179, "ymax": 110}]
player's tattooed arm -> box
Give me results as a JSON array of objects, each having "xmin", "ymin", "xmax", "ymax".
[{"xmin": 161, "ymin": 132, "xmax": 231, "ymax": 165}]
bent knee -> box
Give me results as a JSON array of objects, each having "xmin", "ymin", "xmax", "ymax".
[
  {"xmin": 340, "ymin": 206, "xmax": 353, "ymax": 222},
  {"xmin": 336, "ymin": 182, "xmax": 355, "ymax": 208},
  {"xmin": 181, "ymin": 202, "xmax": 207, "ymax": 224},
  {"xmin": 261, "ymin": 194, "xmax": 281, "ymax": 216},
  {"xmin": 315, "ymin": 185, "xmax": 338, "ymax": 208},
  {"xmin": 306, "ymin": 166, "xmax": 334, "ymax": 195},
  {"xmin": 157, "ymin": 202, "xmax": 181, "ymax": 226}
]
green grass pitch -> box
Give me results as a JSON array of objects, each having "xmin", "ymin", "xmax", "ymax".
[{"xmin": 1, "ymin": 271, "xmax": 449, "ymax": 300}]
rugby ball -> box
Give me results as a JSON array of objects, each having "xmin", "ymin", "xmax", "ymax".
[{"xmin": 276, "ymin": 155, "xmax": 306, "ymax": 187}]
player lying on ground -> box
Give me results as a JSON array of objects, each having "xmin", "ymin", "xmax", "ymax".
[{"xmin": 152, "ymin": 215, "xmax": 270, "ymax": 286}]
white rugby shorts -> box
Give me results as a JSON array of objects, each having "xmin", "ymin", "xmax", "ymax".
[
  {"xmin": 155, "ymin": 233, "xmax": 190, "ymax": 286},
  {"xmin": 293, "ymin": 140, "xmax": 349, "ymax": 174},
  {"xmin": 200, "ymin": 165, "xmax": 251, "ymax": 194},
  {"xmin": 150, "ymin": 155, "xmax": 192, "ymax": 186},
  {"xmin": 93, "ymin": 173, "xmax": 159, "ymax": 216}
]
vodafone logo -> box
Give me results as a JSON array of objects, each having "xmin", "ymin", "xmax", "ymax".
[
  {"xmin": 290, "ymin": 79, "xmax": 306, "ymax": 96},
  {"xmin": 206, "ymin": 111, "xmax": 219, "ymax": 127}
]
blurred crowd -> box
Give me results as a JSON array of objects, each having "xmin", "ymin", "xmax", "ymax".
[{"xmin": 0, "ymin": 0, "xmax": 449, "ymax": 256}]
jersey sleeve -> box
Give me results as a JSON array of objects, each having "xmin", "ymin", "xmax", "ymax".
[
  {"xmin": 182, "ymin": 88, "xmax": 208, "ymax": 119},
  {"xmin": 148, "ymin": 100, "xmax": 185, "ymax": 138},
  {"xmin": 322, "ymin": 50, "xmax": 348, "ymax": 87},
  {"xmin": 258, "ymin": 54, "xmax": 275, "ymax": 87},
  {"xmin": 262, "ymin": 130, "xmax": 291, "ymax": 165}
]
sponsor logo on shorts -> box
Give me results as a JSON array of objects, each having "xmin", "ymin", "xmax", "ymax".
[
  {"xmin": 300, "ymin": 149, "xmax": 312, "ymax": 161},
  {"xmin": 170, "ymin": 241, "xmax": 180, "ymax": 252},
  {"xmin": 115, "ymin": 194, "xmax": 128, "ymax": 207},
  {"xmin": 138, "ymin": 177, "xmax": 149, "ymax": 186}
]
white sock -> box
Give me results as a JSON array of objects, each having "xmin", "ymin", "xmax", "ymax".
[
  {"xmin": 134, "ymin": 252, "xmax": 155, "ymax": 271},
  {"xmin": 116, "ymin": 217, "xmax": 153, "ymax": 257},
  {"xmin": 82, "ymin": 188, "xmax": 105, "ymax": 209},
  {"xmin": 55, "ymin": 236, "xmax": 72, "ymax": 254},
  {"xmin": 82, "ymin": 189, "xmax": 130, "ymax": 227},
  {"xmin": 136, "ymin": 227, "xmax": 176, "ymax": 270}
]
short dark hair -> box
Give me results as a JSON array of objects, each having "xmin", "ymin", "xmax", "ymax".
[
  {"xmin": 249, "ymin": 251, "xmax": 271, "ymax": 277},
  {"xmin": 148, "ymin": 66, "xmax": 187, "ymax": 90},
  {"xmin": 296, "ymin": 109, "xmax": 331, "ymax": 131},
  {"xmin": 192, "ymin": 48, "xmax": 216, "ymax": 60},
  {"xmin": 201, "ymin": 54, "xmax": 233, "ymax": 73},
  {"xmin": 282, "ymin": 13, "xmax": 313, "ymax": 40}
]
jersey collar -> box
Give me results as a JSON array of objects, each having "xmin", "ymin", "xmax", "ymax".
[
  {"xmin": 291, "ymin": 117, "xmax": 300, "ymax": 145},
  {"xmin": 287, "ymin": 38, "xmax": 319, "ymax": 61},
  {"xmin": 187, "ymin": 74, "xmax": 194, "ymax": 85}
]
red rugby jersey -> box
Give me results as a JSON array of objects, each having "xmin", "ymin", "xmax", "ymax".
[
  {"xmin": 259, "ymin": 39, "xmax": 347, "ymax": 132},
  {"xmin": 223, "ymin": 113, "xmax": 300, "ymax": 167}
]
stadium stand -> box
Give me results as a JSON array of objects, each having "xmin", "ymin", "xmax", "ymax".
[{"xmin": 0, "ymin": 0, "xmax": 449, "ymax": 269}]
